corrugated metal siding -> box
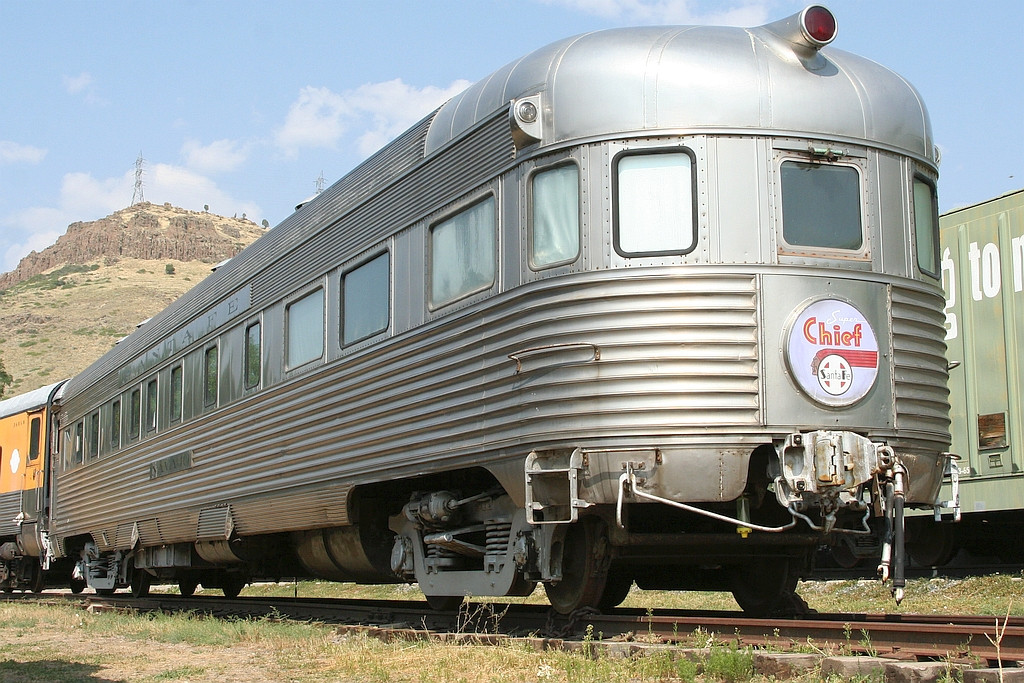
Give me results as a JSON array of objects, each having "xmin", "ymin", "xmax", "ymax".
[
  {"xmin": 891, "ymin": 283, "xmax": 951, "ymax": 441},
  {"xmin": 52, "ymin": 271, "xmax": 760, "ymax": 545},
  {"xmin": 0, "ymin": 492, "xmax": 19, "ymax": 537}
]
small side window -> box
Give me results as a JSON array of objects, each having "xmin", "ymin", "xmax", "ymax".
[
  {"xmin": 286, "ymin": 289, "xmax": 325, "ymax": 368},
  {"xmin": 430, "ymin": 197, "xmax": 496, "ymax": 307},
  {"xmin": 614, "ymin": 151, "xmax": 696, "ymax": 256},
  {"xmin": 129, "ymin": 389, "xmax": 142, "ymax": 441},
  {"xmin": 244, "ymin": 322, "xmax": 262, "ymax": 389},
  {"xmin": 110, "ymin": 399, "xmax": 122, "ymax": 450},
  {"xmin": 781, "ymin": 161, "xmax": 862, "ymax": 250},
  {"xmin": 204, "ymin": 346, "xmax": 219, "ymax": 407},
  {"xmin": 87, "ymin": 411, "xmax": 100, "ymax": 461},
  {"xmin": 28, "ymin": 417, "xmax": 41, "ymax": 461},
  {"xmin": 342, "ymin": 253, "xmax": 389, "ymax": 345},
  {"xmin": 170, "ymin": 365, "xmax": 184, "ymax": 423},
  {"xmin": 145, "ymin": 379, "xmax": 158, "ymax": 433},
  {"xmin": 531, "ymin": 164, "xmax": 580, "ymax": 269},
  {"xmin": 913, "ymin": 175, "xmax": 940, "ymax": 278},
  {"xmin": 73, "ymin": 421, "xmax": 84, "ymax": 466}
]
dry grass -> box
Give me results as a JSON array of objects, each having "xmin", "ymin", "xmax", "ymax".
[
  {"xmin": 3, "ymin": 574, "xmax": 1020, "ymax": 682},
  {"xmin": 0, "ymin": 258, "xmax": 216, "ymax": 395}
]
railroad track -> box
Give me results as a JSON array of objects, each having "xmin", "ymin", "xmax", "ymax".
[{"xmin": 44, "ymin": 593, "xmax": 1020, "ymax": 667}]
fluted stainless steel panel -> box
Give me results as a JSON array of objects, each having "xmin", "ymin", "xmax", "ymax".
[
  {"xmin": 0, "ymin": 492, "xmax": 19, "ymax": 537},
  {"xmin": 892, "ymin": 283, "xmax": 951, "ymax": 443},
  {"xmin": 52, "ymin": 270, "xmax": 761, "ymax": 546}
]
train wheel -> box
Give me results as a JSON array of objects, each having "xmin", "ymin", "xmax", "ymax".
[
  {"xmin": 730, "ymin": 557, "xmax": 800, "ymax": 617},
  {"xmin": 597, "ymin": 571, "xmax": 633, "ymax": 610},
  {"xmin": 221, "ymin": 574, "xmax": 246, "ymax": 598},
  {"xmin": 906, "ymin": 522, "xmax": 956, "ymax": 567},
  {"xmin": 130, "ymin": 565, "xmax": 151, "ymax": 598},
  {"xmin": 30, "ymin": 565, "xmax": 45, "ymax": 594},
  {"xmin": 177, "ymin": 579, "xmax": 198, "ymax": 596},
  {"xmin": 544, "ymin": 518, "xmax": 609, "ymax": 614},
  {"xmin": 424, "ymin": 594, "xmax": 464, "ymax": 611}
]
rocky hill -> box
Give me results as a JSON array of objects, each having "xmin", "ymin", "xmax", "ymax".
[
  {"xmin": 0, "ymin": 202, "xmax": 264, "ymax": 290},
  {"xmin": 0, "ymin": 203, "xmax": 266, "ymax": 396}
]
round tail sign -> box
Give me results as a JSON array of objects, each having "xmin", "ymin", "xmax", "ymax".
[{"xmin": 786, "ymin": 299, "xmax": 880, "ymax": 406}]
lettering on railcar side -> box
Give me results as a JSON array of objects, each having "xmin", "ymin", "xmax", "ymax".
[{"xmin": 150, "ymin": 450, "xmax": 193, "ymax": 479}]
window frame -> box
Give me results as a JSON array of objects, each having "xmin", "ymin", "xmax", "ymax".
[
  {"xmin": 204, "ymin": 344, "xmax": 219, "ymax": 407},
  {"xmin": 912, "ymin": 173, "xmax": 941, "ymax": 279},
  {"xmin": 109, "ymin": 398, "xmax": 122, "ymax": 450},
  {"xmin": 87, "ymin": 411, "xmax": 100, "ymax": 461},
  {"xmin": 428, "ymin": 194, "xmax": 498, "ymax": 310},
  {"xmin": 28, "ymin": 416, "xmax": 41, "ymax": 461},
  {"xmin": 170, "ymin": 364, "xmax": 184, "ymax": 423},
  {"xmin": 128, "ymin": 387, "xmax": 142, "ymax": 442},
  {"xmin": 285, "ymin": 286, "xmax": 326, "ymax": 370},
  {"xmin": 777, "ymin": 157, "xmax": 868, "ymax": 257},
  {"xmin": 528, "ymin": 160, "xmax": 582, "ymax": 271},
  {"xmin": 341, "ymin": 250, "xmax": 391, "ymax": 347},
  {"xmin": 244, "ymin": 321, "xmax": 262, "ymax": 390},
  {"xmin": 145, "ymin": 377, "xmax": 159, "ymax": 434},
  {"xmin": 612, "ymin": 148, "xmax": 699, "ymax": 258}
]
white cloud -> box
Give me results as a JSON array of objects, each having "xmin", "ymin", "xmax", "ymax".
[
  {"xmin": 63, "ymin": 72, "xmax": 93, "ymax": 94},
  {"xmin": 0, "ymin": 140, "xmax": 47, "ymax": 165},
  {"xmin": 62, "ymin": 71, "xmax": 105, "ymax": 105},
  {"xmin": 182, "ymin": 138, "xmax": 249, "ymax": 173},
  {"xmin": 1, "ymin": 165, "xmax": 260, "ymax": 272},
  {"xmin": 275, "ymin": 86, "xmax": 350, "ymax": 155},
  {"xmin": 145, "ymin": 163, "xmax": 261, "ymax": 219},
  {"xmin": 274, "ymin": 78, "xmax": 471, "ymax": 158},
  {"xmin": 541, "ymin": 0, "xmax": 774, "ymax": 25}
]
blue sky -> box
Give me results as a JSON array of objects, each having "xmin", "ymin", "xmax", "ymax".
[{"xmin": 1, "ymin": 0, "xmax": 1021, "ymax": 273}]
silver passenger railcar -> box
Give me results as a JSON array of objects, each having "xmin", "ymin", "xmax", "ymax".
[{"xmin": 48, "ymin": 6, "xmax": 952, "ymax": 613}]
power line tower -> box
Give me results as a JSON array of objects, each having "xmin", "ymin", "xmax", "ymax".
[
  {"xmin": 315, "ymin": 171, "xmax": 325, "ymax": 195},
  {"xmin": 131, "ymin": 152, "xmax": 146, "ymax": 205}
]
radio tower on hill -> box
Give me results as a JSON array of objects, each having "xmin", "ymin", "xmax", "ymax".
[{"xmin": 131, "ymin": 152, "xmax": 146, "ymax": 205}]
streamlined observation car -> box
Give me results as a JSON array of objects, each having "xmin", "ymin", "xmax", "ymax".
[
  {"xmin": 0, "ymin": 382, "xmax": 64, "ymax": 592},
  {"xmin": 50, "ymin": 6, "xmax": 951, "ymax": 613}
]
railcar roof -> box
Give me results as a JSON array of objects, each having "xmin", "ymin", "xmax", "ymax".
[
  {"xmin": 425, "ymin": 22, "xmax": 935, "ymax": 163},
  {"xmin": 0, "ymin": 381, "xmax": 63, "ymax": 420}
]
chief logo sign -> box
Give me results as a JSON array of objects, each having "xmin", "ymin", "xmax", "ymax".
[{"xmin": 786, "ymin": 299, "xmax": 879, "ymax": 406}]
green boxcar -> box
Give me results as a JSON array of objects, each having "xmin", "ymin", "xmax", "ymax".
[{"xmin": 935, "ymin": 188, "xmax": 1024, "ymax": 562}]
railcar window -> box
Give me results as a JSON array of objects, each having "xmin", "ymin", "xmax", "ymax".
[
  {"xmin": 286, "ymin": 288, "xmax": 325, "ymax": 367},
  {"xmin": 430, "ymin": 196, "xmax": 496, "ymax": 307},
  {"xmin": 73, "ymin": 421, "xmax": 83, "ymax": 466},
  {"xmin": 29, "ymin": 417, "xmax": 40, "ymax": 461},
  {"xmin": 110, "ymin": 399, "xmax": 121, "ymax": 449},
  {"xmin": 145, "ymin": 379, "xmax": 158, "ymax": 433},
  {"xmin": 913, "ymin": 176, "xmax": 940, "ymax": 278},
  {"xmin": 204, "ymin": 346, "xmax": 219, "ymax": 406},
  {"xmin": 244, "ymin": 322, "xmax": 261, "ymax": 389},
  {"xmin": 87, "ymin": 411, "xmax": 99, "ymax": 461},
  {"xmin": 170, "ymin": 365, "xmax": 183, "ymax": 422},
  {"xmin": 615, "ymin": 152, "xmax": 696, "ymax": 255},
  {"xmin": 343, "ymin": 252, "xmax": 389, "ymax": 345},
  {"xmin": 781, "ymin": 161, "xmax": 862, "ymax": 250},
  {"xmin": 531, "ymin": 164, "xmax": 580, "ymax": 268},
  {"xmin": 129, "ymin": 389, "xmax": 142, "ymax": 441}
]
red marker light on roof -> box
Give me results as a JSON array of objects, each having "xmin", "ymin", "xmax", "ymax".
[{"xmin": 801, "ymin": 5, "xmax": 837, "ymax": 47}]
